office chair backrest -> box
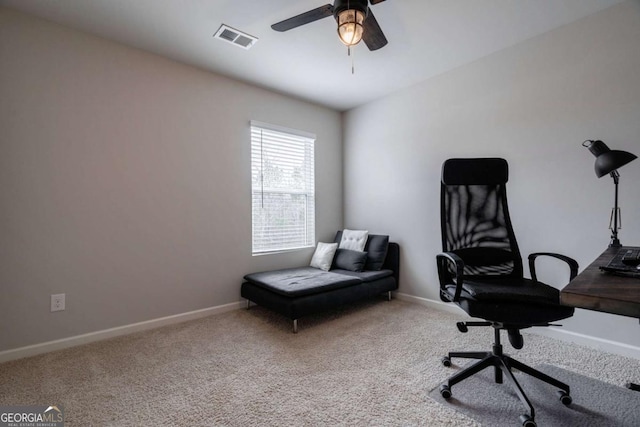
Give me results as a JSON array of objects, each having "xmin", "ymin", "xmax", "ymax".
[{"xmin": 440, "ymin": 158, "xmax": 523, "ymax": 279}]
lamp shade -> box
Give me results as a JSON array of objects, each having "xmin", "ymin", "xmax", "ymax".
[
  {"xmin": 594, "ymin": 150, "xmax": 637, "ymax": 178},
  {"xmin": 582, "ymin": 140, "xmax": 637, "ymax": 178}
]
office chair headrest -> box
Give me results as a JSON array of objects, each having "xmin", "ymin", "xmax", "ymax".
[{"xmin": 442, "ymin": 158, "xmax": 509, "ymax": 185}]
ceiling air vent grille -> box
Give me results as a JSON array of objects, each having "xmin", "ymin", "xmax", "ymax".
[{"xmin": 214, "ymin": 24, "xmax": 258, "ymax": 50}]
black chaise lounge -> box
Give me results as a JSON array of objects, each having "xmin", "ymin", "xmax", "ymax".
[{"xmin": 242, "ymin": 233, "xmax": 399, "ymax": 333}]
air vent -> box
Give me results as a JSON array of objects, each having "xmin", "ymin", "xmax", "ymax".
[{"xmin": 214, "ymin": 24, "xmax": 258, "ymax": 50}]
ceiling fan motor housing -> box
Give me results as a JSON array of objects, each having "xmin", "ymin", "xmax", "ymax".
[
  {"xmin": 333, "ymin": 0, "xmax": 369, "ymax": 21},
  {"xmin": 270, "ymin": 0, "xmax": 387, "ymax": 51}
]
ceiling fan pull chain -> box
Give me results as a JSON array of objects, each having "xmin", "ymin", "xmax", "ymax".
[{"xmin": 351, "ymin": 46, "xmax": 355, "ymax": 74}]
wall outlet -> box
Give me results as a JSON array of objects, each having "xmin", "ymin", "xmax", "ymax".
[{"xmin": 51, "ymin": 293, "xmax": 65, "ymax": 312}]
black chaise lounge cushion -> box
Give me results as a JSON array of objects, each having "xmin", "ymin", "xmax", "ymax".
[
  {"xmin": 244, "ymin": 267, "xmax": 361, "ymax": 297},
  {"xmin": 329, "ymin": 269, "xmax": 393, "ymax": 282}
]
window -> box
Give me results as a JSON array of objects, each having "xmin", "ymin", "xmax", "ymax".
[{"xmin": 250, "ymin": 121, "xmax": 315, "ymax": 254}]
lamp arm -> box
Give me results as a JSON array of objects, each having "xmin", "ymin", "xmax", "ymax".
[
  {"xmin": 610, "ymin": 170, "xmax": 621, "ymax": 247},
  {"xmin": 610, "ymin": 169, "xmax": 620, "ymax": 183}
]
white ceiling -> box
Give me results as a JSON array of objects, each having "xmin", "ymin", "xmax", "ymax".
[{"xmin": 1, "ymin": 0, "xmax": 625, "ymax": 111}]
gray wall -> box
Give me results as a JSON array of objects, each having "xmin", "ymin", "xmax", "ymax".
[
  {"xmin": 343, "ymin": 1, "xmax": 640, "ymax": 347},
  {"xmin": 0, "ymin": 8, "xmax": 343, "ymax": 351},
  {"xmin": 2, "ymin": 2, "xmax": 640, "ymax": 355}
]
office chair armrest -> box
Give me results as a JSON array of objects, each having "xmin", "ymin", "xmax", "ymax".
[
  {"xmin": 528, "ymin": 252, "xmax": 579, "ymax": 282},
  {"xmin": 436, "ymin": 252, "xmax": 465, "ymax": 302}
]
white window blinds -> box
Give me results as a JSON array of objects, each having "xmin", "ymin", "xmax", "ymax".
[{"xmin": 250, "ymin": 121, "xmax": 316, "ymax": 254}]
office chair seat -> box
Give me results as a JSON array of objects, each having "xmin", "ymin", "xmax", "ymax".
[{"xmin": 442, "ymin": 278, "xmax": 574, "ymax": 325}]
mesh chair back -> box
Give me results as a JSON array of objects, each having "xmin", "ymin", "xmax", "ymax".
[{"xmin": 440, "ymin": 158, "xmax": 523, "ymax": 279}]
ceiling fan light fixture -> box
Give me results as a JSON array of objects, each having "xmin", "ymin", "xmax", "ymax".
[{"xmin": 337, "ymin": 9, "xmax": 365, "ymax": 46}]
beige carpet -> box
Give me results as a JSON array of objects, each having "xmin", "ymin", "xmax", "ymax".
[{"xmin": 0, "ymin": 299, "xmax": 637, "ymax": 426}]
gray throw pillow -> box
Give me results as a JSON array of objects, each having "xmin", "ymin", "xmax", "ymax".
[
  {"xmin": 364, "ymin": 235, "xmax": 389, "ymax": 270},
  {"xmin": 333, "ymin": 249, "xmax": 368, "ymax": 272}
]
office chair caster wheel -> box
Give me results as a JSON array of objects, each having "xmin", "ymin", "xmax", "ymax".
[
  {"xmin": 441, "ymin": 356, "xmax": 451, "ymax": 367},
  {"xmin": 456, "ymin": 322, "xmax": 468, "ymax": 333},
  {"xmin": 557, "ymin": 390, "xmax": 572, "ymax": 405},
  {"xmin": 439, "ymin": 384, "xmax": 452, "ymax": 399},
  {"xmin": 507, "ymin": 329, "xmax": 524, "ymax": 349},
  {"xmin": 519, "ymin": 414, "xmax": 536, "ymax": 427}
]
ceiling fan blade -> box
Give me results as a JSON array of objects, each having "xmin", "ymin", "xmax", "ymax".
[
  {"xmin": 369, "ymin": 0, "xmax": 387, "ymax": 4},
  {"xmin": 362, "ymin": 9, "xmax": 388, "ymax": 51},
  {"xmin": 271, "ymin": 4, "xmax": 334, "ymax": 32}
]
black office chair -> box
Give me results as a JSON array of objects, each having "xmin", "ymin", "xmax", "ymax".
[{"xmin": 436, "ymin": 158, "xmax": 578, "ymax": 427}]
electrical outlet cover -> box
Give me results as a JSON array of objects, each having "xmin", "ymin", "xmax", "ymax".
[{"xmin": 51, "ymin": 293, "xmax": 65, "ymax": 312}]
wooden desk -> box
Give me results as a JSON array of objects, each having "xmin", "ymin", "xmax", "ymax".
[
  {"xmin": 560, "ymin": 246, "xmax": 640, "ymax": 391},
  {"xmin": 560, "ymin": 246, "xmax": 640, "ymax": 318}
]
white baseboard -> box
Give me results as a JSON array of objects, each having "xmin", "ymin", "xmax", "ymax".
[
  {"xmin": 394, "ymin": 292, "xmax": 640, "ymax": 360},
  {"xmin": 528, "ymin": 327, "xmax": 640, "ymax": 360},
  {"xmin": 4, "ymin": 295, "xmax": 639, "ymax": 364},
  {"xmin": 0, "ymin": 301, "xmax": 245, "ymax": 364}
]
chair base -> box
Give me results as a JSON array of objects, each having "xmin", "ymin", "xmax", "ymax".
[{"xmin": 440, "ymin": 326, "xmax": 571, "ymax": 427}]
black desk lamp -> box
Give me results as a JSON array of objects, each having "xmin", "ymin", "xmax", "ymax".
[{"xmin": 582, "ymin": 140, "xmax": 637, "ymax": 247}]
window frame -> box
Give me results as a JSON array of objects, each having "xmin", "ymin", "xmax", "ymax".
[{"xmin": 250, "ymin": 121, "xmax": 316, "ymax": 255}]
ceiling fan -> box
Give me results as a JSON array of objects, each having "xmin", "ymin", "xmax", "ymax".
[{"xmin": 271, "ymin": 0, "xmax": 389, "ymax": 51}]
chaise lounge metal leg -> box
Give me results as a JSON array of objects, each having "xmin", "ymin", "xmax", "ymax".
[
  {"xmin": 246, "ymin": 299, "xmax": 251, "ymax": 310},
  {"xmin": 388, "ymin": 291, "xmax": 392, "ymax": 301},
  {"xmin": 293, "ymin": 319, "xmax": 298, "ymax": 334}
]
